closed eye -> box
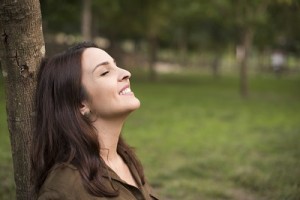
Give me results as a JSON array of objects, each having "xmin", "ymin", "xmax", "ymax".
[{"xmin": 100, "ymin": 71, "xmax": 109, "ymax": 76}]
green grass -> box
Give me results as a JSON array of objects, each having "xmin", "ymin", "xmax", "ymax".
[
  {"xmin": 0, "ymin": 76, "xmax": 15, "ymax": 199},
  {"xmin": 1, "ymin": 72, "xmax": 300, "ymax": 200}
]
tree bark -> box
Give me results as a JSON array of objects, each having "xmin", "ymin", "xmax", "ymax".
[
  {"xmin": 0, "ymin": 0, "xmax": 45, "ymax": 199},
  {"xmin": 81, "ymin": 0, "xmax": 92, "ymax": 41}
]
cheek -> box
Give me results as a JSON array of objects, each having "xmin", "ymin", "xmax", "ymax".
[{"xmin": 88, "ymin": 83, "xmax": 117, "ymax": 108}]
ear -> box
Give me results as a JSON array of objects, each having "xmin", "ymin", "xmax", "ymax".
[{"xmin": 80, "ymin": 101, "xmax": 90, "ymax": 116}]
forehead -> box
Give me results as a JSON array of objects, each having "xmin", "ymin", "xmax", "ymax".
[{"xmin": 81, "ymin": 47, "xmax": 112, "ymax": 70}]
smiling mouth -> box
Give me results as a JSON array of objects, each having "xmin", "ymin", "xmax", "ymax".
[{"xmin": 119, "ymin": 87, "xmax": 133, "ymax": 95}]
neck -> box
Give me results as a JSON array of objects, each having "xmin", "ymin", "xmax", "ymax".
[{"xmin": 92, "ymin": 118, "xmax": 125, "ymax": 162}]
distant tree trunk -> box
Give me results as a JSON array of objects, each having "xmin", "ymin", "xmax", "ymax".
[
  {"xmin": 211, "ymin": 54, "xmax": 221, "ymax": 78},
  {"xmin": 0, "ymin": 0, "xmax": 45, "ymax": 199},
  {"xmin": 239, "ymin": 28, "xmax": 253, "ymax": 98},
  {"xmin": 147, "ymin": 35, "xmax": 158, "ymax": 81},
  {"xmin": 257, "ymin": 49, "xmax": 268, "ymax": 73},
  {"xmin": 82, "ymin": 0, "xmax": 92, "ymax": 41},
  {"xmin": 107, "ymin": 36, "xmax": 123, "ymax": 67},
  {"xmin": 177, "ymin": 29, "xmax": 187, "ymax": 67}
]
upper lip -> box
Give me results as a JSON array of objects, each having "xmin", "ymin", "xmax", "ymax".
[{"xmin": 119, "ymin": 84, "xmax": 130, "ymax": 94}]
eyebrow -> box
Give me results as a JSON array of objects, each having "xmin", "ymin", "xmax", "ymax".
[{"xmin": 92, "ymin": 59, "xmax": 116, "ymax": 73}]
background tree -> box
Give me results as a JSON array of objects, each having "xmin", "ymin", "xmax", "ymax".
[
  {"xmin": 233, "ymin": 0, "xmax": 298, "ymax": 97},
  {"xmin": 82, "ymin": 0, "xmax": 92, "ymax": 41},
  {"xmin": 228, "ymin": 0, "xmax": 270, "ymax": 97},
  {"xmin": 265, "ymin": 1, "xmax": 300, "ymax": 54},
  {"xmin": 39, "ymin": 0, "xmax": 300, "ymax": 91},
  {"xmin": 0, "ymin": 0, "xmax": 45, "ymax": 199},
  {"xmin": 166, "ymin": 0, "xmax": 234, "ymax": 77},
  {"xmin": 40, "ymin": 0, "xmax": 80, "ymax": 34},
  {"xmin": 142, "ymin": 0, "xmax": 170, "ymax": 80},
  {"xmin": 92, "ymin": 0, "xmax": 145, "ymax": 65},
  {"xmin": 92, "ymin": 0, "xmax": 170, "ymax": 80}
]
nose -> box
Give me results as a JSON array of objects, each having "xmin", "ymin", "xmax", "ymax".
[{"xmin": 119, "ymin": 68, "xmax": 131, "ymax": 81}]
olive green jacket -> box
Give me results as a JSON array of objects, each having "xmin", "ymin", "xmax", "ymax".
[{"xmin": 38, "ymin": 162, "xmax": 158, "ymax": 200}]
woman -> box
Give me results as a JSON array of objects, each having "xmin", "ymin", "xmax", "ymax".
[{"xmin": 31, "ymin": 42, "xmax": 158, "ymax": 200}]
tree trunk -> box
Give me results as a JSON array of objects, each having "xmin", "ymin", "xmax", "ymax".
[
  {"xmin": 212, "ymin": 54, "xmax": 221, "ymax": 78},
  {"xmin": 0, "ymin": 0, "xmax": 45, "ymax": 199},
  {"xmin": 177, "ymin": 29, "xmax": 187, "ymax": 67},
  {"xmin": 81, "ymin": 0, "xmax": 92, "ymax": 41},
  {"xmin": 239, "ymin": 28, "xmax": 253, "ymax": 98},
  {"xmin": 107, "ymin": 36, "xmax": 124, "ymax": 67},
  {"xmin": 148, "ymin": 36, "xmax": 158, "ymax": 81}
]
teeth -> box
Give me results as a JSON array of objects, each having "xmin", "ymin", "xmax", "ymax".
[{"xmin": 120, "ymin": 87, "xmax": 132, "ymax": 95}]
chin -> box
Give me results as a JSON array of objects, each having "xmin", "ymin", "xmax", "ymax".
[
  {"xmin": 129, "ymin": 98, "xmax": 141, "ymax": 111},
  {"xmin": 119, "ymin": 104, "xmax": 140, "ymax": 118},
  {"xmin": 117, "ymin": 97, "xmax": 141, "ymax": 116}
]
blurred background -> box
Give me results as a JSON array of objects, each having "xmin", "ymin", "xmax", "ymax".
[{"xmin": 1, "ymin": 0, "xmax": 300, "ymax": 199}]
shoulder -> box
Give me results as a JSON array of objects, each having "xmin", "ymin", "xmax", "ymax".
[
  {"xmin": 40, "ymin": 163, "xmax": 80, "ymax": 190},
  {"xmin": 38, "ymin": 163, "xmax": 97, "ymax": 200}
]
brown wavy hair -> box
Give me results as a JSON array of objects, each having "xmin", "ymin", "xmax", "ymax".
[{"xmin": 31, "ymin": 42, "xmax": 145, "ymax": 197}]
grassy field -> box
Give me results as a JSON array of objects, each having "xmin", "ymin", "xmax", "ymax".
[
  {"xmin": 0, "ymin": 75, "xmax": 15, "ymax": 199},
  {"xmin": 1, "ymin": 72, "xmax": 300, "ymax": 200}
]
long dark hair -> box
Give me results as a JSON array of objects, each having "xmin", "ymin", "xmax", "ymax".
[{"xmin": 31, "ymin": 42, "xmax": 145, "ymax": 197}]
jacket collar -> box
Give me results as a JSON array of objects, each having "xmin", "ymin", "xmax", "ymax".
[{"xmin": 101, "ymin": 150, "xmax": 143, "ymax": 188}]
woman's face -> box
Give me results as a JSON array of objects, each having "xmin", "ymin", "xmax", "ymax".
[{"xmin": 81, "ymin": 47, "xmax": 140, "ymax": 119}]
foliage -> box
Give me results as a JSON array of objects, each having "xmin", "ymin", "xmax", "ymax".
[
  {"xmin": 40, "ymin": 0, "xmax": 81, "ymax": 33},
  {"xmin": 91, "ymin": 0, "xmax": 145, "ymax": 39},
  {"xmin": 40, "ymin": 0, "xmax": 300, "ymax": 54},
  {"xmin": 163, "ymin": 0, "xmax": 234, "ymax": 51},
  {"xmin": 267, "ymin": 1, "xmax": 300, "ymax": 53}
]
